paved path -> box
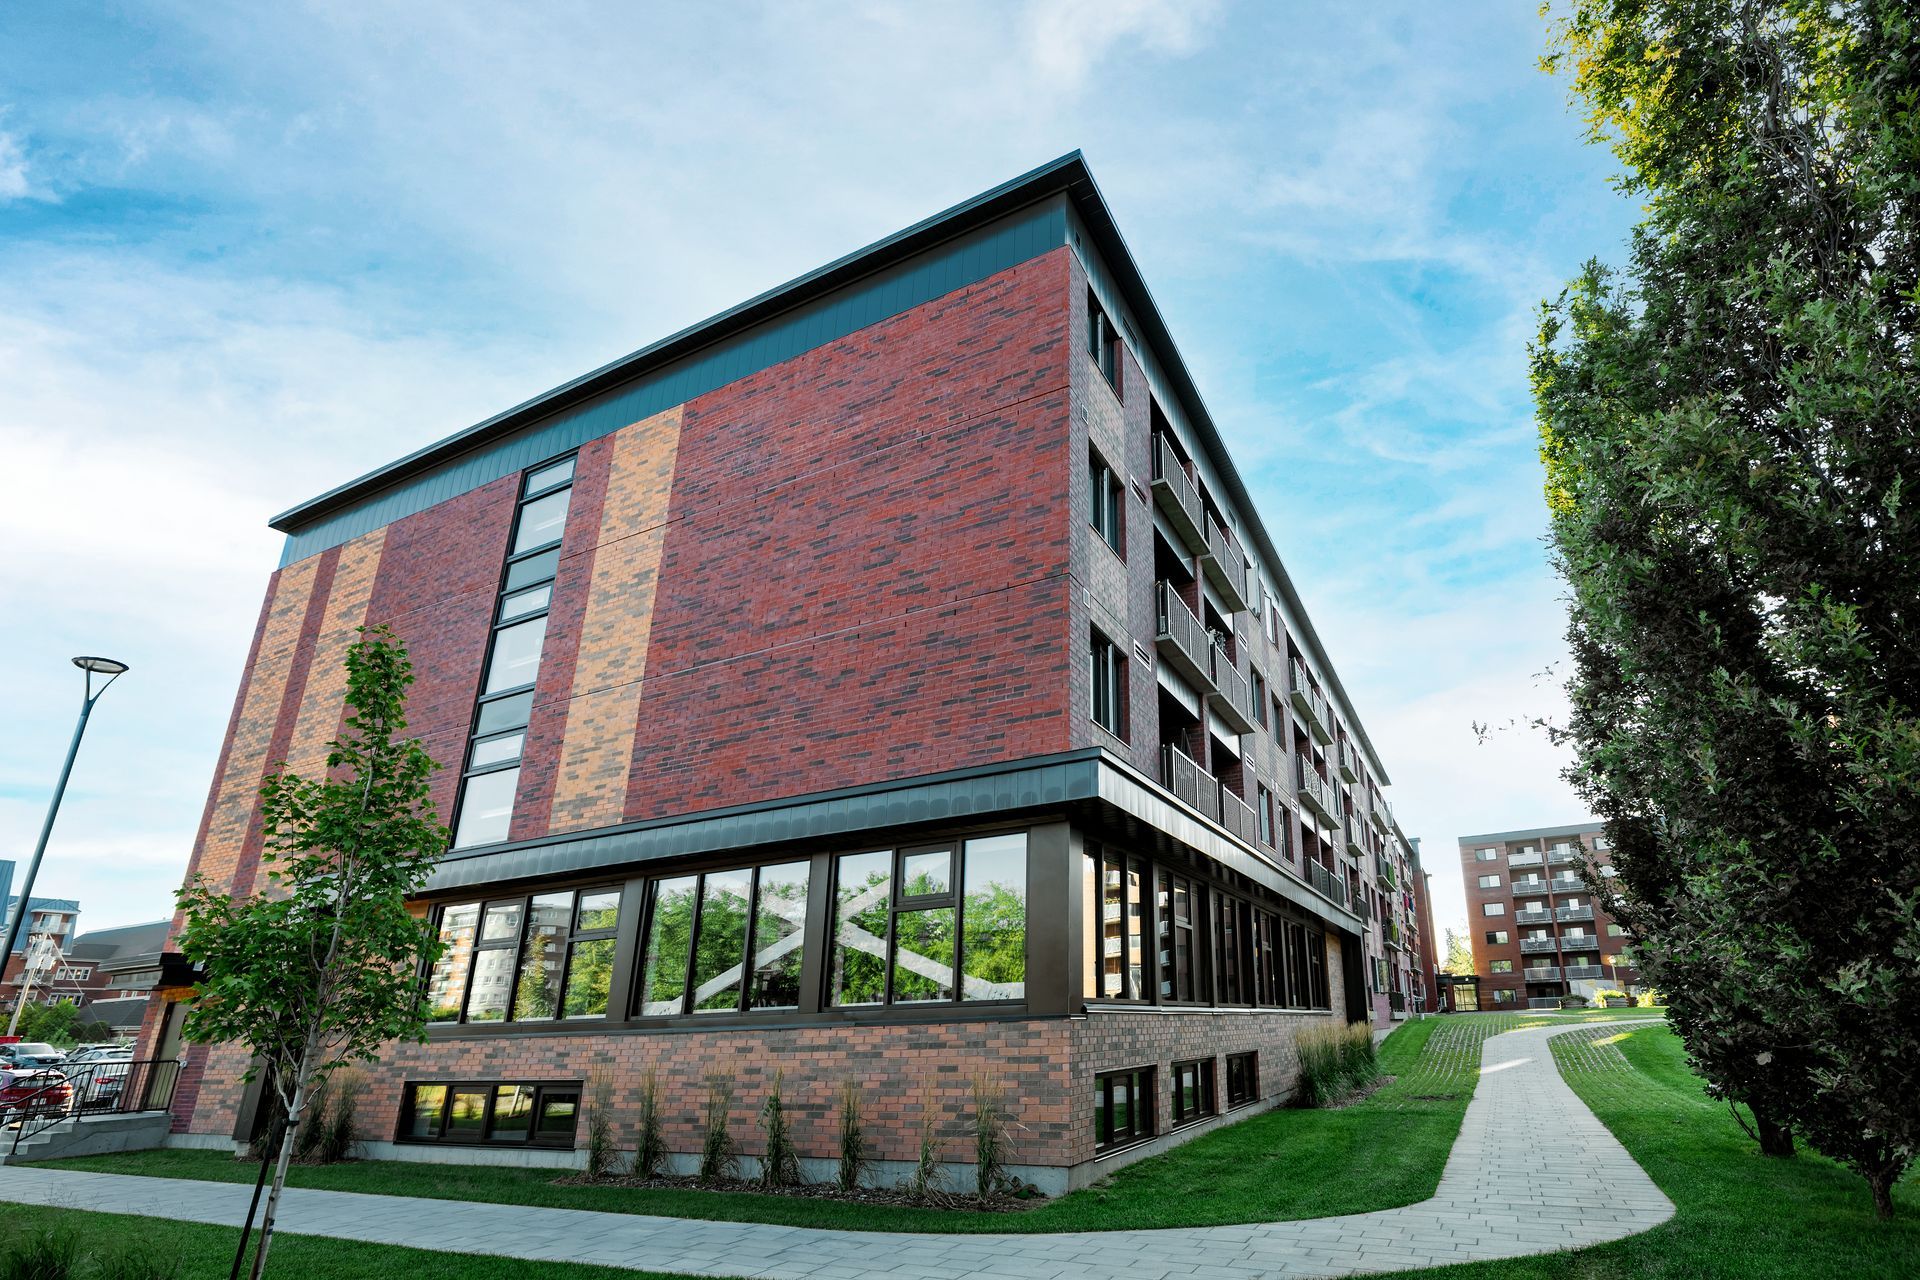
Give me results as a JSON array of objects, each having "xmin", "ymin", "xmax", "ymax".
[{"xmin": 0, "ymin": 1021, "xmax": 1674, "ymax": 1278}]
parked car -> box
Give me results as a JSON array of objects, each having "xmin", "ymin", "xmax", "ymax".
[
  {"xmin": 67, "ymin": 1056, "xmax": 136, "ymax": 1113},
  {"xmin": 0, "ymin": 1043, "xmax": 68, "ymax": 1068},
  {"xmin": 65, "ymin": 1047, "xmax": 132, "ymax": 1066},
  {"xmin": 0, "ymin": 1067, "xmax": 73, "ymax": 1123}
]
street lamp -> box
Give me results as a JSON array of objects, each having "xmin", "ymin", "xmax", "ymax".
[{"xmin": 2, "ymin": 656, "xmax": 128, "ymax": 1032}]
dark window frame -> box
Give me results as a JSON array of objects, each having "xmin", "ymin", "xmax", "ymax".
[
  {"xmin": 398, "ymin": 1079, "xmax": 581, "ymax": 1148},
  {"xmin": 1170, "ymin": 1057, "xmax": 1216, "ymax": 1127},
  {"xmin": 1088, "ymin": 449, "xmax": 1124, "ymax": 554},
  {"xmin": 1086, "ymin": 289, "xmax": 1122, "ymax": 394},
  {"xmin": 426, "ymin": 884, "xmax": 625, "ymax": 1027},
  {"xmin": 1225, "ymin": 1052, "xmax": 1259, "ymax": 1108},
  {"xmin": 450, "ymin": 452, "xmax": 577, "ymax": 849},
  {"xmin": 1093, "ymin": 1064, "xmax": 1155, "ymax": 1153},
  {"xmin": 1089, "ymin": 629, "xmax": 1126, "ymax": 739}
]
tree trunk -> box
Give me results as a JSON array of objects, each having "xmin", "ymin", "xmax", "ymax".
[
  {"xmin": 248, "ymin": 1064, "xmax": 313, "ymax": 1280},
  {"xmin": 1869, "ymin": 1169, "xmax": 1895, "ymax": 1220},
  {"xmin": 1754, "ymin": 1107, "xmax": 1795, "ymax": 1158}
]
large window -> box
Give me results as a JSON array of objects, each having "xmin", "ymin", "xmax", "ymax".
[
  {"xmin": 1156, "ymin": 869, "xmax": 1199, "ymax": 1002},
  {"xmin": 1483, "ymin": 902, "xmax": 1507, "ymax": 917},
  {"xmin": 818, "ymin": 834, "xmax": 1026, "ymax": 1008},
  {"xmin": 1170, "ymin": 1058, "xmax": 1215, "ymax": 1126},
  {"xmin": 1087, "ymin": 289, "xmax": 1121, "ymax": 392},
  {"xmin": 1088, "ymin": 846, "xmax": 1147, "ymax": 1000},
  {"xmin": 1485, "ymin": 930, "xmax": 1509, "ymax": 945},
  {"xmin": 400, "ymin": 1081, "xmax": 578, "ymax": 1147},
  {"xmin": 1088, "ymin": 450, "xmax": 1123, "ymax": 554},
  {"xmin": 1089, "ymin": 630, "xmax": 1125, "ymax": 737},
  {"xmin": 1477, "ymin": 874, "xmax": 1502, "ymax": 889},
  {"xmin": 426, "ymin": 886, "xmax": 620, "ymax": 1024},
  {"xmin": 1094, "ymin": 1066, "xmax": 1154, "ymax": 1152},
  {"xmin": 638, "ymin": 860, "xmax": 814, "ymax": 1017},
  {"xmin": 452, "ymin": 455, "xmax": 575, "ymax": 849}
]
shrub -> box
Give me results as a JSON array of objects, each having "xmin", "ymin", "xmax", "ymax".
[
  {"xmin": 632, "ymin": 1068, "xmax": 667, "ymax": 1180},
  {"xmin": 0, "ymin": 1226, "xmax": 78, "ymax": 1280},
  {"xmin": 907, "ymin": 1085, "xmax": 943, "ymax": 1199},
  {"xmin": 971, "ymin": 1075, "xmax": 1009, "ymax": 1200},
  {"xmin": 291, "ymin": 1078, "xmax": 331, "ymax": 1161},
  {"xmin": 699, "ymin": 1076, "xmax": 737, "ymax": 1184},
  {"xmin": 758, "ymin": 1071, "xmax": 801, "ymax": 1189},
  {"xmin": 316, "ymin": 1067, "xmax": 361, "ymax": 1164},
  {"xmin": 836, "ymin": 1080, "xmax": 868, "ymax": 1193},
  {"xmin": 584, "ymin": 1068, "xmax": 620, "ymax": 1179},
  {"xmin": 1294, "ymin": 1022, "xmax": 1379, "ymax": 1107}
]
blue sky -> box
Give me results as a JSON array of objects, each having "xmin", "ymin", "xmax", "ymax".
[{"xmin": 0, "ymin": 2, "xmax": 1635, "ymax": 949}]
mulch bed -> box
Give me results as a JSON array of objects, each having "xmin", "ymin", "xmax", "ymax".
[{"xmin": 552, "ymin": 1171, "xmax": 1045, "ymax": 1213}]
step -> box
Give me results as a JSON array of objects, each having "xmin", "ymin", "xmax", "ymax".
[{"xmin": 2, "ymin": 1112, "xmax": 173, "ymax": 1165}]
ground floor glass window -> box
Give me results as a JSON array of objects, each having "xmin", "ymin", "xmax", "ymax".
[{"xmin": 1094, "ymin": 1065, "xmax": 1156, "ymax": 1152}]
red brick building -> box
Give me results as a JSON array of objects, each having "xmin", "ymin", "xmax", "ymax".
[
  {"xmin": 1458, "ymin": 822, "xmax": 1642, "ymax": 1010},
  {"xmin": 142, "ymin": 155, "xmax": 1423, "ymax": 1191}
]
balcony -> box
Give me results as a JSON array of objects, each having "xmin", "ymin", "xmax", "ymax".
[
  {"xmin": 1556, "ymin": 905, "xmax": 1595, "ymax": 923},
  {"xmin": 1207, "ymin": 640, "xmax": 1260, "ymax": 735},
  {"xmin": 1558, "ymin": 934, "xmax": 1600, "ymax": 953},
  {"xmin": 1149, "ymin": 434, "xmax": 1207, "ymax": 555},
  {"xmin": 1338, "ymin": 740, "xmax": 1362, "ymax": 783},
  {"xmin": 1507, "ymin": 851, "xmax": 1543, "ymax": 869},
  {"xmin": 1295, "ymin": 759, "xmax": 1339, "ymax": 823},
  {"xmin": 1385, "ymin": 920, "xmax": 1405, "ymax": 950},
  {"xmin": 1548, "ymin": 877, "xmax": 1585, "ymax": 895},
  {"xmin": 1563, "ymin": 965, "xmax": 1605, "ymax": 980},
  {"xmin": 1378, "ymin": 859, "xmax": 1398, "ymax": 891},
  {"xmin": 1388, "ymin": 990, "xmax": 1407, "ymax": 1013},
  {"xmin": 1527, "ymin": 997, "xmax": 1562, "ymax": 1010},
  {"xmin": 1514, "ymin": 908, "xmax": 1552, "ymax": 925},
  {"xmin": 1523, "ymin": 966, "xmax": 1562, "ymax": 982},
  {"xmin": 1159, "ymin": 743, "xmax": 1220, "ymax": 823},
  {"xmin": 1343, "ymin": 819, "xmax": 1367, "ymax": 857},
  {"xmin": 1370, "ymin": 796, "xmax": 1389, "ymax": 831},
  {"xmin": 1218, "ymin": 783, "xmax": 1256, "ymax": 845},
  {"xmin": 1510, "ymin": 879, "xmax": 1552, "ymax": 899},
  {"xmin": 1306, "ymin": 860, "xmax": 1347, "ymax": 908},
  {"xmin": 1548, "ymin": 846, "xmax": 1582, "ymax": 866},
  {"xmin": 1520, "ymin": 937, "xmax": 1560, "ymax": 954},
  {"xmin": 1201, "ymin": 517, "xmax": 1253, "ymax": 613},
  {"xmin": 1287, "ymin": 660, "xmax": 1333, "ymax": 744},
  {"xmin": 1154, "ymin": 582, "xmax": 1217, "ymax": 693}
]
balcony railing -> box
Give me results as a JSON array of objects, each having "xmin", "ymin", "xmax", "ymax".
[
  {"xmin": 1154, "ymin": 582, "xmax": 1217, "ymax": 693},
  {"xmin": 1523, "ymin": 966, "xmax": 1562, "ymax": 982},
  {"xmin": 1208, "ymin": 639, "xmax": 1259, "ymax": 735},
  {"xmin": 1288, "ymin": 660, "xmax": 1332, "ymax": 743},
  {"xmin": 1507, "ymin": 851, "xmax": 1543, "ymax": 869},
  {"xmin": 1556, "ymin": 905, "xmax": 1595, "ymax": 922},
  {"xmin": 1295, "ymin": 758, "xmax": 1339, "ymax": 823},
  {"xmin": 1511, "ymin": 879, "xmax": 1552, "ymax": 899},
  {"xmin": 1344, "ymin": 821, "xmax": 1367, "ymax": 857},
  {"xmin": 1369, "ymin": 796, "xmax": 1389, "ymax": 831},
  {"xmin": 1160, "ymin": 743, "xmax": 1220, "ymax": 823},
  {"xmin": 1527, "ymin": 997, "xmax": 1562, "ymax": 1009},
  {"xmin": 1201, "ymin": 517, "xmax": 1253, "ymax": 613},
  {"xmin": 1514, "ymin": 908, "xmax": 1552, "ymax": 925},
  {"xmin": 1219, "ymin": 783, "xmax": 1256, "ymax": 844},
  {"xmin": 1549, "ymin": 877, "xmax": 1585, "ymax": 894},
  {"xmin": 1520, "ymin": 937, "xmax": 1560, "ymax": 954},
  {"xmin": 1385, "ymin": 920, "xmax": 1405, "ymax": 950},
  {"xmin": 1338, "ymin": 740, "xmax": 1362, "ymax": 783},
  {"xmin": 1558, "ymin": 935, "xmax": 1600, "ymax": 954},
  {"xmin": 1149, "ymin": 434, "xmax": 1207, "ymax": 554},
  {"xmin": 1388, "ymin": 990, "xmax": 1407, "ymax": 1012},
  {"xmin": 1563, "ymin": 964, "xmax": 1605, "ymax": 980},
  {"xmin": 1548, "ymin": 846, "xmax": 1582, "ymax": 866},
  {"xmin": 1306, "ymin": 859, "xmax": 1347, "ymax": 908},
  {"xmin": 1378, "ymin": 859, "xmax": 1398, "ymax": 891}
]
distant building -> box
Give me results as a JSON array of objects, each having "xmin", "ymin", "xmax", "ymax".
[
  {"xmin": 1, "ymin": 862, "xmax": 82, "ymax": 1009},
  {"xmin": 1457, "ymin": 822, "xmax": 1641, "ymax": 1009}
]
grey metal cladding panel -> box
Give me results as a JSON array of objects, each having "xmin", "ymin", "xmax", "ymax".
[
  {"xmin": 279, "ymin": 203, "xmax": 1069, "ymax": 566},
  {"xmin": 423, "ymin": 757, "xmax": 1100, "ymax": 894}
]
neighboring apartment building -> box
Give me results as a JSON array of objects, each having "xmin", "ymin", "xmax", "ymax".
[
  {"xmin": 1458, "ymin": 822, "xmax": 1641, "ymax": 1009},
  {"xmin": 140, "ymin": 154, "xmax": 1422, "ymax": 1191},
  {"xmin": 1, "ymin": 879, "xmax": 81, "ymax": 1012}
]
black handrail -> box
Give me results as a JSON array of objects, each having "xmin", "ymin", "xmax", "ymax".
[{"xmin": 4, "ymin": 1058, "xmax": 181, "ymax": 1158}]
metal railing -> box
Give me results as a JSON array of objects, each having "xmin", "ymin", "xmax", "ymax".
[
  {"xmin": 1507, "ymin": 851, "xmax": 1543, "ymax": 869},
  {"xmin": 5, "ymin": 1058, "xmax": 181, "ymax": 1158},
  {"xmin": 1519, "ymin": 937, "xmax": 1560, "ymax": 954},
  {"xmin": 1149, "ymin": 434, "xmax": 1206, "ymax": 552},
  {"xmin": 1159, "ymin": 742, "xmax": 1221, "ymax": 824},
  {"xmin": 1306, "ymin": 859, "xmax": 1347, "ymax": 908},
  {"xmin": 1208, "ymin": 640, "xmax": 1259, "ymax": 734},
  {"xmin": 1515, "ymin": 908, "xmax": 1553, "ymax": 925},
  {"xmin": 1563, "ymin": 965, "xmax": 1605, "ymax": 980},
  {"xmin": 1523, "ymin": 966, "xmax": 1562, "ymax": 981},
  {"xmin": 1388, "ymin": 990, "xmax": 1407, "ymax": 1012},
  {"xmin": 1338, "ymin": 741, "xmax": 1362, "ymax": 782},
  {"xmin": 1344, "ymin": 821, "xmax": 1367, "ymax": 856},
  {"xmin": 1154, "ymin": 582, "xmax": 1216, "ymax": 692},
  {"xmin": 1549, "ymin": 877, "xmax": 1585, "ymax": 894},
  {"xmin": 1557, "ymin": 935, "xmax": 1601, "ymax": 954},
  {"xmin": 1511, "ymin": 880, "xmax": 1552, "ymax": 898},
  {"xmin": 1219, "ymin": 783, "xmax": 1256, "ymax": 844},
  {"xmin": 1202, "ymin": 517, "xmax": 1252, "ymax": 611},
  {"xmin": 1294, "ymin": 757, "xmax": 1338, "ymax": 822},
  {"xmin": 1556, "ymin": 905, "xmax": 1595, "ymax": 922},
  {"xmin": 1548, "ymin": 847, "xmax": 1582, "ymax": 866}
]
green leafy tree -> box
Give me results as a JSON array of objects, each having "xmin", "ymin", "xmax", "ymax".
[
  {"xmin": 1441, "ymin": 929, "xmax": 1474, "ymax": 977},
  {"xmin": 1536, "ymin": 0, "xmax": 1920, "ymax": 1216},
  {"xmin": 175, "ymin": 627, "xmax": 449, "ymax": 1273}
]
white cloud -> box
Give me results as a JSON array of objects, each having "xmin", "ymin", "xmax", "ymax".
[{"xmin": 0, "ymin": 127, "xmax": 40, "ymax": 201}]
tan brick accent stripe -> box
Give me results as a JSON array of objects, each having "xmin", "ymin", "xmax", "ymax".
[
  {"xmin": 284, "ymin": 528, "xmax": 387, "ymax": 780},
  {"xmin": 193, "ymin": 556, "xmax": 321, "ymax": 891},
  {"xmin": 548, "ymin": 407, "xmax": 682, "ymax": 832}
]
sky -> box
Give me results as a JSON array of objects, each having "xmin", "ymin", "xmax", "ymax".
[{"xmin": 0, "ymin": 2, "xmax": 1634, "ymax": 952}]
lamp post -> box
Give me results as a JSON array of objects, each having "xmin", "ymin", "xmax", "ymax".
[{"xmin": 2, "ymin": 657, "xmax": 128, "ymax": 1033}]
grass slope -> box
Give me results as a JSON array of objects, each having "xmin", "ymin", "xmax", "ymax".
[
  {"xmin": 1373, "ymin": 1022, "xmax": 1919, "ymax": 1280},
  {"xmin": 47, "ymin": 1013, "xmax": 1652, "ymax": 1234}
]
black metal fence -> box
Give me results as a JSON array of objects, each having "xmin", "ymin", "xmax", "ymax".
[{"xmin": 5, "ymin": 1058, "xmax": 181, "ymax": 1157}]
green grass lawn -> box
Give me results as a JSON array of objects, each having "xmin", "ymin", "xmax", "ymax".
[
  {"xmin": 0, "ymin": 1204, "xmax": 723, "ymax": 1280},
  {"xmin": 46, "ymin": 1013, "xmax": 1649, "ymax": 1234},
  {"xmin": 1370, "ymin": 1020, "xmax": 1918, "ymax": 1280}
]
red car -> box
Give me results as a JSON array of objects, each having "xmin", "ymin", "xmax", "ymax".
[{"xmin": 0, "ymin": 1068, "xmax": 72, "ymax": 1123}]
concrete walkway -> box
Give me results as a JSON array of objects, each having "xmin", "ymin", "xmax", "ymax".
[{"xmin": 0, "ymin": 1021, "xmax": 1674, "ymax": 1279}]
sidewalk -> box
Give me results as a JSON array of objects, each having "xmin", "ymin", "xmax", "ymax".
[{"xmin": 0, "ymin": 1022, "xmax": 1674, "ymax": 1279}]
